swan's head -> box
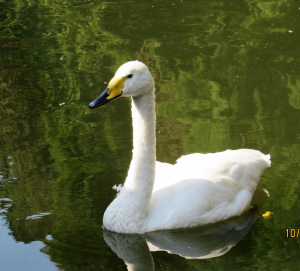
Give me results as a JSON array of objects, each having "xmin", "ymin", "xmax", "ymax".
[{"xmin": 89, "ymin": 61, "xmax": 154, "ymax": 108}]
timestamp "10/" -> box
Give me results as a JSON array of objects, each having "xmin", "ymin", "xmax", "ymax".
[{"xmin": 286, "ymin": 229, "xmax": 300, "ymax": 238}]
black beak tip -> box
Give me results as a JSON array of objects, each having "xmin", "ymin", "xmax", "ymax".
[
  {"xmin": 89, "ymin": 88, "xmax": 110, "ymax": 109},
  {"xmin": 89, "ymin": 101, "xmax": 96, "ymax": 109}
]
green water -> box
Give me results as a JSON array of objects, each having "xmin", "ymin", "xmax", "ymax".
[{"xmin": 1, "ymin": 0, "xmax": 300, "ymax": 270}]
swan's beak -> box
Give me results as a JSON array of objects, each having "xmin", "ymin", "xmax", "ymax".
[{"xmin": 89, "ymin": 77, "xmax": 126, "ymax": 108}]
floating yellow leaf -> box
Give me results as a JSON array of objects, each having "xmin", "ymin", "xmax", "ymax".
[{"xmin": 262, "ymin": 211, "xmax": 273, "ymax": 219}]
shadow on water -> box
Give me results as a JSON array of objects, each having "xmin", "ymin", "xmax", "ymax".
[{"xmin": 103, "ymin": 188, "xmax": 268, "ymax": 270}]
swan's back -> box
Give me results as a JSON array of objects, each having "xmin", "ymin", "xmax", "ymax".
[{"xmin": 146, "ymin": 149, "xmax": 270, "ymax": 232}]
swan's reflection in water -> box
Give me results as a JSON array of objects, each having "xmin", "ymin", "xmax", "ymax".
[{"xmin": 103, "ymin": 188, "xmax": 268, "ymax": 270}]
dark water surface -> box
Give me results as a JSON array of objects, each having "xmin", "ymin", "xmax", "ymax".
[{"xmin": 1, "ymin": 0, "xmax": 300, "ymax": 270}]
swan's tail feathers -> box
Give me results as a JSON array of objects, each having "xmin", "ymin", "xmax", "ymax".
[
  {"xmin": 258, "ymin": 152, "xmax": 271, "ymax": 173},
  {"xmin": 237, "ymin": 149, "xmax": 271, "ymax": 167},
  {"xmin": 264, "ymin": 154, "xmax": 271, "ymax": 167},
  {"xmin": 255, "ymin": 151, "xmax": 271, "ymax": 167}
]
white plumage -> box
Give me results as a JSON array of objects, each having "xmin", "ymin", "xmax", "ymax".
[{"xmin": 90, "ymin": 61, "xmax": 271, "ymax": 234}]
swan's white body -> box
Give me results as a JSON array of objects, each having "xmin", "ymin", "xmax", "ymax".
[{"xmin": 90, "ymin": 61, "xmax": 271, "ymax": 234}]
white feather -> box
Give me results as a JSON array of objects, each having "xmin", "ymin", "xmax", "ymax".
[{"xmin": 101, "ymin": 61, "xmax": 271, "ymax": 234}]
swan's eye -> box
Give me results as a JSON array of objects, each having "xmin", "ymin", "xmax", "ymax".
[{"xmin": 127, "ymin": 74, "xmax": 132, "ymax": 78}]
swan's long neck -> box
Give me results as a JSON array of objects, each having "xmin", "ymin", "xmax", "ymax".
[
  {"xmin": 103, "ymin": 86, "xmax": 156, "ymax": 233},
  {"xmin": 125, "ymin": 90, "xmax": 156, "ymax": 193}
]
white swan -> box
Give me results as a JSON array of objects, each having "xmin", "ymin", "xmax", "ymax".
[{"xmin": 89, "ymin": 60, "xmax": 271, "ymax": 234}]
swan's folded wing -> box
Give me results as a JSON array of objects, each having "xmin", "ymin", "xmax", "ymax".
[
  {"xmin": 148, "ymin": 149, "xmax": 271, "ymax": 231},
  {"xmin": 147, "ymin": 175, "xmax": 253, "ymax": 231}
]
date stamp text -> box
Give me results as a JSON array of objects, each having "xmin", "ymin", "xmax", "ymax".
[{"xmin": 286, "ymin": 229, "xmax": 300, "ymax": 238}]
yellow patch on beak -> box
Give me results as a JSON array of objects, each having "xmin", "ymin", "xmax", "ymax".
[{"xmin": 107, "ymin": 77, "xmax": 126, "ymax": 100}]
